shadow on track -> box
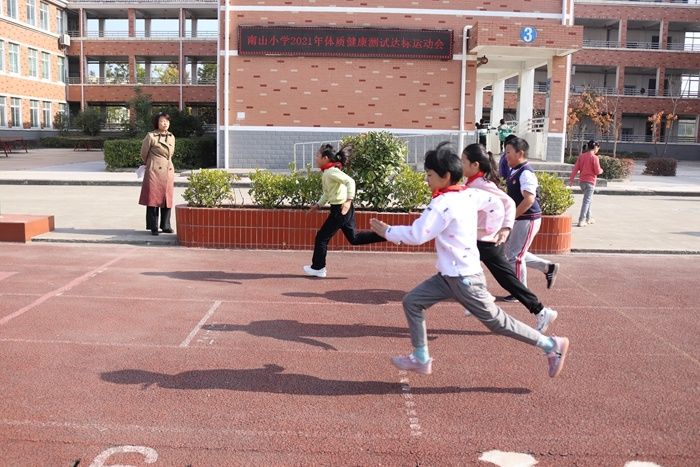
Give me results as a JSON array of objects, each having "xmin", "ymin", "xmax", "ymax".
[
  {"xmin": 202, "ymin": 319, "xmax": 489, "ymax": 351},
  {"xmin": 101, "ymin": 365, "xmax": 531, "ymax": 396},
  {"xmin": 142, "ymin": 270, "xmax": 347, "ymax": 284}
]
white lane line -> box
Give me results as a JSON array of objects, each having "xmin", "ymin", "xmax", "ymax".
[
  {"xmin": 0, "ymin": 271, "xmax": 17, "ymax": 282},
  {"xmin": 0, "ymin": 251, "xmax": 131, "ymax": 326},
  {"xmin": 179, "ymin": 300, "xmax": 222, "ymax": 348},
  {"xmin": 398, "ymin": 372, "xmax": 423, "ymax": 437}
]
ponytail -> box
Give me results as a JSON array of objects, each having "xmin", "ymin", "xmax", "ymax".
[
  {"xmin": 462, "ymin": 143, "xmax": 500, "ymax": 184},
  {"xmin": 318, "ymin": 143, "xmax": 352, "ymax": 168}
]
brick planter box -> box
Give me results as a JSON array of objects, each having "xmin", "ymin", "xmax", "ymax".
[
  {"xmin": 175, "ymin": 205, "xmax": 434, "ymax": 252},
  {"xmin": 530, "ymin": 214, "xmax": 572, "ymax": 255}
]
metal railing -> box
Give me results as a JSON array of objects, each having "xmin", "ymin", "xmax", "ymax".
[
  {"xmin": 67, "ymin": 30, "xmax": 216, "ymax": 39},
  {"xmin": 583, "ymin": 39, "xmax": 620, "ymax": 49}
]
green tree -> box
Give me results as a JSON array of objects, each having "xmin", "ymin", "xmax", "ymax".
[
  {"xmin": 197, "ymin": 63, "xmax": 217, "ymax": 84},
  {"xmin": 127, "ymin": 86, "xmax": 153, "ymax": 136},
  {"xmin": 75, "ymin": 107, "xmax": 104, "ymax": 136}
]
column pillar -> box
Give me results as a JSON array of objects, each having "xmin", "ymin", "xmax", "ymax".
[
  {"xmin": 517, "ymin": 68, "xmax": 535, "ymax": 129},
  {"xmin": 491, "ymin": 79, "xmax": 505, "ymax": 125}
]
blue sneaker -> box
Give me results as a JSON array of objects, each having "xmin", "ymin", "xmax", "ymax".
[{"xmin": 547, "ymin": 336, "xmax": 569, "ymax": 378}]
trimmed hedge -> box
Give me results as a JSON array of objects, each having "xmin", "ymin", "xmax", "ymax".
[
  {"xmin": 599, "ymin": 155, "xmax": 634, "ymax": 180},
  {"xmin": 40, "ymin": 136, "xmax": 106, "ymax": 148},
  {"xmin": 643, "ymin": 158, "xmax": 677, "ymax": 176},
  {"xmin": 103, "ymin": 137, "xmax": 216, "ymax": 171}
]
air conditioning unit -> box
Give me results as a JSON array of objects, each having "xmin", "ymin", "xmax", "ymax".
[{"xmin": 58, "ymin": 34, "xmax": 71, "ymax": 47}]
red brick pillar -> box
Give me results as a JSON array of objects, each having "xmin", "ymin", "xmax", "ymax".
[{"xmin": 547, "ymin": 55, "xmax": 568, "ymax": 134}]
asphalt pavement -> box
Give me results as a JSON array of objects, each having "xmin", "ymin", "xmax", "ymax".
[{"xmin": 0, "ymin": 148, "xmax": 698, "ymax": 253}]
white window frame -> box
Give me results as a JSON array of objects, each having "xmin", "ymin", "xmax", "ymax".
[
  {"xmin": 56, "ymin": 9, "xmax": 63, "ymax": 34},
  {"xmin": 26, "ymin": 0, "xmax": 36, "ymax": 26},
  {"xmin": 28, "ymin": 48, "xmax": 38, "ymax": 77},
  {"xmin": 10, "ymin": 97, "xmax": 21, "ymax": 128},
  {"xmin": 7, "ymin": 0, "xmax": 18, "ymax": 19},
  {"xmin": 0, "ymin": 41, "xmax": 4, "ymax": 72},
  {"xmin": 41, "ymin": 51, "xmax": 50, "ymax": 80},
  {"xmin": 30, "ymin": 99, "xmax": 39, "ymax": 128},
  {"xmin": 9, "ymin": 43, "xmax": 20, "ymax": 74},
  {"xmin": 42, "ymin": 101, "xmax": 51, "ymax": 128},
  {"xmin": 0, "ymin": 96, "xmax": 6, "ymax": 127},
  {"xmin": 58, "ymin": 56, "xmax": 65, "ymax": 83},
  {"xmin": 39, "ymin": 2, "xmax": 49, "ymax": 30}
]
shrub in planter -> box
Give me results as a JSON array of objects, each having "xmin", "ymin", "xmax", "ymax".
[
  {"xmin": 643, "ymin": 158, "xmax": 677, "ymax": 176},
  {"xmin": 599, "ymin": 155, "xmax": 634, "ymax": 180},
  {"xmin": 391, "ymin": 165, "xmax": 431, "ymax": 212},
  {"xmin": 183, "ymin": 169, "xmax": 239, "ymax": 207},
  {"xmin": 340, "ymin": 131, "xmax": 409, "ymax": 211},
  {"xmin": 536, "ymin": 172, "xmax": 574, "ymax": 215}
]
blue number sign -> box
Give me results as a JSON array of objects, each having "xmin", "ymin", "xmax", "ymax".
[{"xmin": 520, "ymin": 27, "xmax": 537, "ymax": 43}]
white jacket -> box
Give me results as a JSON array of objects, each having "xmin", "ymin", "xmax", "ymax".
[
  {"xmin": 465, "ymin": 177, "xmax": 515, "ymax": 242},
  {"xmin": 385, "ymin": 188, "xmax": 504, "ymax": 277}
]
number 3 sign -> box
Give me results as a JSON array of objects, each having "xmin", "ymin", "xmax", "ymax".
[{"xmin": 520, "ymin": 27, "xmax": 537, "ymax": 43}]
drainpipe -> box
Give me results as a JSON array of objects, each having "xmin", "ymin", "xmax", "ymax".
[
  {"xmin": 459, "ymin": 25, "xmax": 473, "ymax": 152},
  {"xmin": 223, "ymin": 3, "xmax": 230, "ymax": 169}
]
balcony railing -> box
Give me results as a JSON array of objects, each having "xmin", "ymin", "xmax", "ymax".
[
  {"xmin": 583, "ymin": 39, "xmax": 620, "ymax": 48},
  {"xmin": 67, "ymin": 30, "xmax": 216, "ymax": 39}
]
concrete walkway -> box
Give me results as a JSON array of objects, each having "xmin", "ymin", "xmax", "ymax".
[{"xmin": 0, "ymin": 148, "xmax": 698, "ymax": 253}]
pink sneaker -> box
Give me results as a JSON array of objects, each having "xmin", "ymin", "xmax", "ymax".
[
  {"xmin": 547, "ymin": 336, "xmax": 569, "ymax": 378},
  {"xmin": 391, "ymin": 354, "xmax": 433, "ymax": 375}
]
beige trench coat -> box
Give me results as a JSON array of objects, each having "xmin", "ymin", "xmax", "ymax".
[{"xmin": 138, "ymin": 131, "xmax": 175, "ymax": 207}]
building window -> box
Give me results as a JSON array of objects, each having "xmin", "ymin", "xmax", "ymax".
[
  {"xmin": 7, "ymin": 0, "xmax": 18, "ymax": 19},
  {"xmin": 681, "ymin": 74, "xmax": 699, "ymax": 98},
  {"xmin": 42, "ymin": 101, "xmax": 51, "ymax": 128},
  {"xmin": 0, "ymin": 97, "xmax": 6, "ymax": 127},
  {"xmin": 58, "ymin": 56, "xmax": 65, "ymax": 83},
  {"xmin": 26, "ymin": 0, "xmax": 35, "ymax": 26},
  {"xmin": 30, "ymin": 100, "xmax": 39, "ymax": 128},
  {"xmin": 39, "ymin": 2, "xmax": 48, "ymax": 30},
  {"xmin": 56, "ymin": 9, "xmax": 63, "ymax": 34},
  {"xmin": 0, "ymin": 41, "xmax": 4, "ymax": 72},
  {"xmin": 677, "ymin": 119, "xmax": 697, "ymax": 143},
  {"xmin": 28, "ymin": 48, "xmax": 37, "ymax": 77},
  {"xmin": 10, "ymin": 97, "xmax": 20, "ymax": 127},
  {"xmin": 9, "ymin": 43, "xmax": 20, "ymax": 74},
  {"xmin": 41, "ymin": 51, "xmax": 49, "ymax": 79}
]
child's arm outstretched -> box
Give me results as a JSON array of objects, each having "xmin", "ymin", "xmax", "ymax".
[{"xmin": 370, "ymin": 204, "xmax": 447, "ymax": 246}]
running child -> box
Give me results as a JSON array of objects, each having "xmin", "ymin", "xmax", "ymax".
[
  {"xmin": 303, "ymin": 143, "xmax": 385, "ymax": 278},
  {"xmin": 369, "ymin": 142, "xmax": 570, "ymax": 377},
  {"xmin": 462, "ymin": 143, "xmax": 558, "ymax": 332}
]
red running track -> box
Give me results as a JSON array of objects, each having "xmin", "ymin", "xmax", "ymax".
[{"xmin": 0, "ymin": 243, "xmax": 698, "ymax": 466}]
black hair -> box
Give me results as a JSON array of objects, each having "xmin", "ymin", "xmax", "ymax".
[
  {"xmin": 462, "ymin": 143, "xmax": 500, "ymax": 184},
  {"xmin": 499, "ymin": 118, "xmax": 506, "ymax": 125},
  {"xmin": 318, "ymin": 143, "xmax": 352, "ymax": 167},
  {"xmin": 504, "ymin": 133, "xmax": 517, "ymax": 145},
  {"xmin": 152, "ymin": 112, "xmax": 170, "ymax": 130},
  {"xmin": 505, "ymin": 136, "xmax": 529, "ymax": 157},
  {"xmin": 424, "ymin": 141, "xmax": 463, "ymax": 184},
  {"xmin": 582, "ymin": 143, "xmax": 588, "ymax": 153},
  {"xmin": 587, "ymin": 140, "xmax": 600, "ymax": 150}
]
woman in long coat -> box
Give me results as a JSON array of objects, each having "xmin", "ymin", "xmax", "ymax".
[{"xmin": 139, "ymin": 112, "xmax": 175, "ymax": 235}]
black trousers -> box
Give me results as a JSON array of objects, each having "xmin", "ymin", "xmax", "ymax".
[
  {"xmin": 311, "ymin": 204, "xmax": 385, "ymax": 270},
  {"xmin": 146, "ymin": 206, "xmax": 172, "ymax": 232},
  {"xmin": 477, "ymin": 240, "xmax": 543, "ymax": 315}
]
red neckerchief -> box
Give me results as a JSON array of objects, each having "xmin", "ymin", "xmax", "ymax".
[
  {"xmin": 465, "ymin": 171, "xmax": 485, "ymax": 186},
  {"xmin": 320, "ymin": 162, "xmax": 343, "ymax": 172},
  {"xmin": 432, "ymin": 184, "xmax": 467, "ymax": 199}
]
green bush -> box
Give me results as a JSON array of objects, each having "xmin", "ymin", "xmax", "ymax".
[
  {"xmin": 536, "ymin": 172, "xmax": 574, "ymax": 216},
  {"xmin": 183, "ymin": 169, "xmax": 239, "ymax": 207},
  {"xmin": 39, "ymin": 136, "xmax": 106, "ymax": 148},
  {"xmin": 392, "ymin": 165, "xmax": 431, "ymax": 211},
  {"xmin": 74, "ymin": 108, "xmax": 104, "ymax": 136},
  {"xmin": 103, "ymin": 137, "xmax": 216, "ymax": 171},
  {"xmin": 341, "ymin": 131, "xmax": 408, "ymax": 211},
  {"xmin": 643, "ymin": 158, "xmax": 677, "ymax": 176},
  {"xmin": 249, "ymin": 170, "xmax": 289, "ymax": 208},
  {"xmin": 284, "ymin": 164, "xmax": 323, "ymax": 208},
  {"xmin": 599, "ymin": 155, "xmax": 634, "ymax": 180}
]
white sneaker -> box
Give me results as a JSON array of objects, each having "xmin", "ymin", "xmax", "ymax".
[
  {"xmin": 536, "ymin": 307, "xmax": 558, "ymax": 333},
  {"xmin": 578, "ymin": 220, "xmax": 587, "ymax": 227},
  {"xmin": 303, "ymin": 265, "xmax": 327, "ymax": 278},
  {"xmin": 587, "ymin": 218, "xmax": 595, "ymax": 225}
]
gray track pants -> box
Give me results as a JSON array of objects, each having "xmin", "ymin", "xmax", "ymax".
[{"xmin": 402, "ymin": 273, "xmax": 543, "ymax": 349}]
